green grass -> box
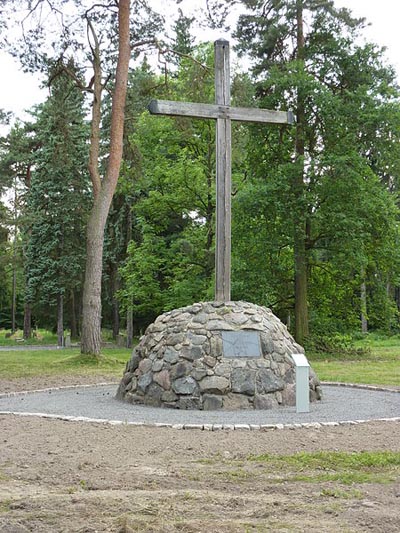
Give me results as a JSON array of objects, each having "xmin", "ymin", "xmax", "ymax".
[
  {"xmin": 248, "ymin": 450, "xmax": 400, "ymax": 485},
  {"xmin": 0, "ymin": 328, "xmax": 123, "ymax": 346},
  {"xmin": 0, "ymin": 348, "xmax": 130, "ymax": 379},
  {"xmin": 1, "ymin": 330, "xmax": 399, "ymax": 387},
  {"xmin": 308, "ymin": 334, "xmax": 400, "ymax": 386},
  {"xmin": 0, "ymin": 328, "xmax": 59, "ymax": 346},
  {"xmin": 311, "ymin": 360, "xmax": 399, "ymax": 386}
]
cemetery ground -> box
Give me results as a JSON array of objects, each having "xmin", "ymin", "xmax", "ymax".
[{"xmin": 0, "ymin": 333, "xmax": 399, "ymax": 532}]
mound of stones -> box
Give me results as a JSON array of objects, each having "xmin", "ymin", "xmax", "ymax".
[{"xmin": 116, "ymin": 301, "xmax": 322, "ymax": 410}]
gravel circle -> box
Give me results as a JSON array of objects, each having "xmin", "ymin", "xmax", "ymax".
[{"xmin": 0, "ymin": 383, "xmax": 399, "ymax": 429}]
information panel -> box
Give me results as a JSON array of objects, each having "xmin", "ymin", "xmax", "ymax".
[{"xmin": 222, "ymin": 330, "xmax": 261, "ymax": 358}]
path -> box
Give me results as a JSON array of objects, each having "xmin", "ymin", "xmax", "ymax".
[{"xmin": 0, "ymin": 383, "xmax": 399, "ymax": 430}]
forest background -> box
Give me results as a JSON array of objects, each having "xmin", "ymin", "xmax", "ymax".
[{"xmin": 1, "ymin": 0, "xmax": 400, "ymax": 354}]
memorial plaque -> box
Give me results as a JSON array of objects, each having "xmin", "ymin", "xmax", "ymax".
[{"xmin": 222, "ymin": 330, "xmax": 261, "ymax": 358}]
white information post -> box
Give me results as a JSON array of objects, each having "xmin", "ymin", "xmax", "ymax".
[{"xmin": 291, "ymin": 353, "xmax": 310, "ymax": 413}]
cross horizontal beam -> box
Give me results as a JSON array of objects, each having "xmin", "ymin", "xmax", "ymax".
[{"xmin": 148, "ymin": 99, "xmax": 294, "ymax": 125}]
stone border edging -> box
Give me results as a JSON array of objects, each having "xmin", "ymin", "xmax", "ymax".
[
  {"xmin": 0, "ymin": 410, "xmax": 399, "ymax": 431},
  {"xmin": 0, "ymin": 381, "xmax": 399, "ymax": 430},
  {"xmin": 322, "ymin": 381, "xmax": 400, "ymax": 394}
]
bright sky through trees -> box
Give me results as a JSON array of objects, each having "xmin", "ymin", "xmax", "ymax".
[{"xmin": 1, "ymin": 0, "xmax": 399, "ymax": 125}]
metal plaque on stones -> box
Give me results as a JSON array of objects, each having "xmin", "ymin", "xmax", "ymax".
[{"xmin": 222, "ymin": 330, "xmax": 261, "ymax": 358}]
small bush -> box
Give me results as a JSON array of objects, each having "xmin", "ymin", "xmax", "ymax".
[{"xmin": 304, "ymin": 333, "xmax": 370, "ymax": 358}]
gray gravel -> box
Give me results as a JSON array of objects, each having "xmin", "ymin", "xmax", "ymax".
[{"xmin": 0, "ymin": 384, "xmax": 399, "ymax": 426}]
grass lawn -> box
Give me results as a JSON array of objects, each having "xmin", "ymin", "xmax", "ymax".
[
  {"xmin": 0, "ymin": 348, "xmax": 130, "ymax": 379},
  {"xmin": 0, "ymin": 330, "xmax": 399, "ymax": 387},
  {"xmin": 0, "ymin": 328, "xmax": 58, "ymax": 346},
  {"xmin": 308, "ymin": 334, "xmax": 400, "ymax": 387}
]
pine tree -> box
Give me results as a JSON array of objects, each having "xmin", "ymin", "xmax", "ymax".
[
  {"xmin": 232, "ymin": 0, "xmax": 400, "ymax": 338},
  {"xmin": 25, "ymin": 60, "xmax": 90, "ymax": 343}
]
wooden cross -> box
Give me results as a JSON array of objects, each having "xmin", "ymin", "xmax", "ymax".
[{"xmin": 149, "ymin": 39, "xmax": 294, "ymax": 302}]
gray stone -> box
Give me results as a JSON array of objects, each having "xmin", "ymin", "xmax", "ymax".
[
  {"xmin": 148, "ymin": 351, "xmax": 158, "ymax": 361},
  {"xmin": 170, "ymin": 361, "xmax": 192, "ymax": 379},
  {"xmin": 230, "ymin": 313, "xmax": 248, "ymax": 326},
  {"xmin": 281, "ymin": 384, "xmax": 296, "ymax": 406},
  {"xmin": 149, "ymin": 323, "xmax": 165, "ymax": 333},
  {"xmin": 120, "ymin": 371, "xmax": 134, "ymax": 386},
  {"xmin": 210, "ymin": 335, "xmax": 222, "ymax": 357},
  {"xmin": 152, "ymin": 360, "xmax": 164, "ymax": 372},
  {"xmin": 161, "ymin": 390, "xmax": 178, "ymax": 403},
  {"xmin": 214, "ymin": 362, "xmax": 231, "ymax": 378},
  {"xmin": 172, "ymin": 376, "xmax": 198, "ymax": 395},
  {"xmin": 165, "ymin": 333, "xmax": 185, "ymax": 345},
  {"xmin": 137, "ymin": 372, "xmax": 152, "ymax": 393},
  {"xmin": 223, "ymin": 393, "xmax": 251, "ymax": 410},
  {"xmin": 192, "ymin": 368, "xmax": 207, "ymax": 381},
  {"xmin": 176, "ymin": 312, "xmax": 191, "ymax": 322},
  {"xmin": 126, "ymin": 353, "xmax": 140, "ymax": 372},
  {"xmin": 208, "ymin": 320, "xmax": 234, "ymax": 330},
  {"xmin": 144, "ymin": 383, "xmax": 163, "ymax": 406},
  {"xmin": 256, "ymin": 369, "xmax": 285, "ymax": 394},
  {"xmin": 188, "ymin": 333, "xmax": 207, "ymax": 345},
  {"xmin": 231, "ymin": 359, "xmax": 246, "ymax": 368},
  {"xmin": 245, "ymin": 322, "xmax": 265, "ymax": 331},
  {"xmin": 254, "ymin": 394, "xmax": 279, "ymax": 410},
  {"xmin": 284, "ymin": 368, "xmax": 295, "ymax": 384},
  {"xmin": 181, "ymin": 345, "xmax": 203, "ymax": 361},
  {"xmin": 178, "ymin": 397, "xmax": 201, "ymax": 409},
  {"xmin": 190, "ymin": 321, "xmax": 206, "ymax": 330},
  {"xmin": 203, "ymin": 394, "xmax": 223, "ymax": 410},
  {"xmin": 191, "ymin": 313, "xmax": 208, "ymax": 324},
  {"xmin": 231, "ymin": 368, "xmax": 256, "ymax": 395},
  {"xmin": 153, "ymin": 369, "xmax": 171, "ymax": 390},
  {"xmin": 260, "ymin": 335, "xmax": 275, "ymax": 354},
  {"xmin": 138, "ymin": 359, "xmax": 152, "ymax": 374},
  {"xmin": 204, "ymin": 356, "xmax": 216, "ymax": 367},
  {"xmin": 256, "ymin": 359, "xmax": 271, "ymax": 369},
  {"xmin": 199, "ymin": 375, "xmax": 229, "ymax": 394}
]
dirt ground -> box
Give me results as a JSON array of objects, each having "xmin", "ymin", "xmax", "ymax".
[{"xmin": 0, "ymin": 375, "xmax": 399, "ymax": 532}]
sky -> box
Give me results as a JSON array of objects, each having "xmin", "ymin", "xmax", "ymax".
[{"xmin": 1, "ymin": 0, "xmax": 400, "ymax": 124}]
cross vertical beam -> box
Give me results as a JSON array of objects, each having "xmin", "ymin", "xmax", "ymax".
[
  {"xmin": 215, "ymin": 39, "xmax": 231, "ymax": 302},
  {"xmin": 147, "ymin": 40, "xmax": 294, "ymax": 304}
]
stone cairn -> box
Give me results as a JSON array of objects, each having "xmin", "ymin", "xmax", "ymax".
[{"xmin": 117, "ymin": 301, "xmax": 322, "ymax": 410}]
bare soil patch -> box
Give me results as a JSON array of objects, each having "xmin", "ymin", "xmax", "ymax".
[{"xmin": 0, "ymin": 376, "xmax": 399, "ymax": 532}]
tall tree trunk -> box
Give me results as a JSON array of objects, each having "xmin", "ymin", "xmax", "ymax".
[
  {"xmin": 294, "ymin": 0, "xmax": 309, "ymax": 345},
  {"xmin": 126, "ymin": 308, "xmax": 133, "ymax": 348},
  {"xmin": 11, "ymin": 259, "xmax": 17, "ymax": 333},
  {"xmin": 81, "ymin": 0, "xmax": 131, "ymax": 355},
  {"xmin": 70, "ymin": 290, "xmax": 78, "ymax": 339},
  {"xmin": 360, "ymin": 264, "xmax": 368, "ymax": 333},
  {"xmin": 395, "ymin": 286, "xmax": 400, "ymax": 311},
  {"xmin": 360, "ymin": 280, "xmax": 368, "ymax": 333},
  {"xmin": 111, "ymin": 264, "xmax": 120, "ymax": 339},
  {"xmin": 11, "ymin": 180, "xmax": 18, "ymax": 333},
  {"xmin": 125, "ymin": 204, "xmax": 133, "ymax": 349},
  {"xmin": 23, "ymin": 302, "xmax": 31, "ymax": 340},
  {"xmin": 57, "ymin": 293, "xmax": 64, "ymax": 347}
]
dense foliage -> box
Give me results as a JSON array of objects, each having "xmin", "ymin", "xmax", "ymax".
[{"xmin": 1, "ymin": 0, "xmax": 400, "ymax": 342}]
